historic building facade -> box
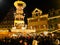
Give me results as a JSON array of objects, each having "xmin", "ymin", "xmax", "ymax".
[{"xmin": 0, "ymin": 8, "xmax": 60, "ymax": 32}]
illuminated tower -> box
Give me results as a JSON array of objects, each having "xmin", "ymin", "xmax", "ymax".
[{"xmin": 14, "ymin": 0, "xmax": 26, "ymax": 29}]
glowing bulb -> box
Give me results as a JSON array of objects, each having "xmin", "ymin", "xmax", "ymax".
[{"xmin": 43, "ymin": 31, "xmax": 48, "ymax": 36}]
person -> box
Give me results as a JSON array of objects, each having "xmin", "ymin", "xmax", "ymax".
[{"xmin": 32, "ymin": 36, "xmax": 38, "ymax": 45}]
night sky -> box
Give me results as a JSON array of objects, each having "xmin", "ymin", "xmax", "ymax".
[{"xmin": 0, "ymin": 0, "xmax": 60, "ymax": 20}]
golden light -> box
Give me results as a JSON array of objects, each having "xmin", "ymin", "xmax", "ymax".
[
  {"xmin": 52, "ymin": 33, "xmax": 54, "ymax": 37},
  {"xmin": 14, "ymin": 20, "xmax": 24, "ymax": 24},
  {"xmin": 12, "ymin": 34, "xmax": 17, "ymax": 37},
  {"xmin": 43, "ymin": 31, "xmax": 48, "ymax": 36},
  {"xmin": 21, "ymin": 27, "xmax": 26, "ymax": 30},
  {"xmin": 12, "ymin": 26, "xmax": 16, "ymax": 29}
]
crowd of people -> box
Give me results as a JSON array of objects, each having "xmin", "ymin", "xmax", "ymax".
[{"xmin": 0, "ymin": 32, "xmax": 60, "ymax": 45}]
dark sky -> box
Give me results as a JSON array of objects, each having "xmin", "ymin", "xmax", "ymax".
[{"xmin": 0, "ymin": 0, "xmax": 60, "ymax": 20}]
